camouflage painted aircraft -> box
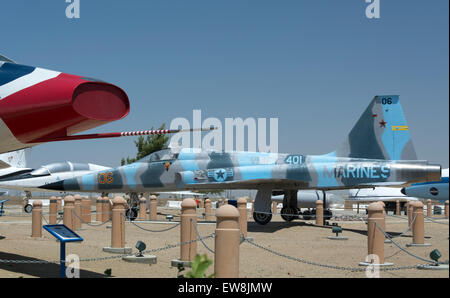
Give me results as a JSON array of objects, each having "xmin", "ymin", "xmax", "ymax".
[{"xmin": 41, "ymin": 95, "xmax": 442, "ymax": 225}]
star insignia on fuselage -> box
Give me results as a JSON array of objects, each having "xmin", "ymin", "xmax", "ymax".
[
  {"xmin": 379, "ymin": 120, "xmax": 387, "ymax": 128},
  {"xmin": 208, "ymin": 168, "xmax": 234, "ymax": 182},
  {"xmin": 213, "ymin": 169, "xmax": 227, "ymax": 182},
  {"xmin": 216, "ymin": 169, "xmax": 225, "ymax": 179}
]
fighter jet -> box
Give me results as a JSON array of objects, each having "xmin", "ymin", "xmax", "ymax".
[
  {"xmin": 0, "ymin": 54, "xmax": 130, "ymax": 154},
  {"xmin": 336, "ymin": 169, "xmax": 448, "ymax": 215},
  {"xmin": 0, "ymin": 149, "xmax": 31, "ymax": 177},
  {"xmin": 0, "ymin": 54, "xmax": 212, "ymax": 154},
  {"xmin": 271, "ymin": 190, "xmax": 345, "ymax": 220},
  {"xmin": 346, "ymin": 187, "xmax": 416, "ymax": 213},
  {"xmin": 0, "ymin": 161, "xmax": 111, "ymax": 193},
  {"xmin": 0, "ymin": 161, "xmax": 111, "ymax": 212},
  {"xmin": 41, "ymin": 95, "xmax": 442, "ymax": 225}
]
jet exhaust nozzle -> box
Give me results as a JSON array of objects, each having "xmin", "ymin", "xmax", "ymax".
[{"xmin": 425, "ymin": 164, "xmax": 442, "ymax": 182}]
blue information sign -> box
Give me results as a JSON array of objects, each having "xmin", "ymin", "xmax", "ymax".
[
  {"xmin": 43, "ymin": 225, "xmax": 83, "ymax": 243},
  {"xmin": 43, "ymin": 225, "xmax": 83, "ymax": 278}
]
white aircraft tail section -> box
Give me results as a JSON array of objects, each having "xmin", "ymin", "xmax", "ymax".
[{"xmin": 0, "ymin": 149, "xmax": 28, "ymax": 169}]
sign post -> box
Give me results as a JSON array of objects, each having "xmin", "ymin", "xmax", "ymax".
[{"xmin": 0, "ymin": 199, "xmax": 8, "ymax": 217}]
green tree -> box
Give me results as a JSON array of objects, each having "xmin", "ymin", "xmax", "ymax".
[{"xmin": 121, "ymin": 123, "xmax": 170, "ymax": 165}]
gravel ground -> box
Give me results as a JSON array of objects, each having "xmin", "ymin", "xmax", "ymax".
[{"xmin": 0, "ymin": 205, "xmax": 448, "ymax": 278}]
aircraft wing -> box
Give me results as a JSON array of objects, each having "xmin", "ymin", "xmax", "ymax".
[
  {"xmin": 182, "ymin": 178, "xmax": 336, "ymax": 191},
  {"xmin": 157, "ymin": 191, "xmax": 206, "ymax": 197},
  {"xmin": 182, "ymin": 177, "xmax": 397, "ymax": 191},
  {"xmin": 356, "ymin": 182, "xmax": 408, "ymax": 187},
  {"xmin": 0, "ymin": 166, "xmax": 33, "ymax": 179}
]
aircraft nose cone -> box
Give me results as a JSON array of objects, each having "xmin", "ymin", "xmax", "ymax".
[
  {"xmin": 39, "ymin": 177, "xmax": 81, "ymax": 191},
  {"xmin": 400, "ymin": 187, "xmax": 406, "ymax": 195},
  {"xmin": 39, "ymin": 181, "xmax": 65, "ymax": 191}
]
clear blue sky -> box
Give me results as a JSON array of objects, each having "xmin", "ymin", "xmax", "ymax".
[{"xmin": 1, "ymin": 0, "xmax": 448, "ymax": 168}]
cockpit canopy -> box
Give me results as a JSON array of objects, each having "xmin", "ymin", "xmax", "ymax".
[
  {"xmin": 30, "ymin": 162, "xmax": 90, "ymax": 177},
  {"xmin": 138, "ymin": 149, "xmax": 179, "ymax": 163}
]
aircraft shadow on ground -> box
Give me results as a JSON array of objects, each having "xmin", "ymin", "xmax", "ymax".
[
  {"xmin": 0, "ymin": 252, "xmax": 107, "ymax": 278},
  {"xmin": 247, "ymin": 221, "xmax": 313, "ymax": 233},
  {"xmin": 247, "ymin": 221, "xmax": 371, "ymax": 235},
  {"xmin": 247, "ymin": 221, "xmax": 421, "ymax": 239}
]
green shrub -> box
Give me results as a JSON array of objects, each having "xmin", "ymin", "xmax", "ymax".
[{"xmin": 177, "ymin": 254, "xmax": 214, "ymax": 278}]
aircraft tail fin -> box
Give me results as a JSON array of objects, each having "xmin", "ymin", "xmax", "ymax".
[
  {"xmin": 335, "ymin": 95, "xmax": 417, "ymax": 160},
  {"xmin": 0, "ymin": 149, "xmax": 28, "ymax": 169}
]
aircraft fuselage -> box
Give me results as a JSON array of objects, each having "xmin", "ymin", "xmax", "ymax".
[{"xmin": 42, "ymin": 149, "xmax": 441, "ymax": 194}]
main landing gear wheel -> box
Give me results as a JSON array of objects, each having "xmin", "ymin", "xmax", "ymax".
[
  {"xmin": 302, "ymin": 210, "xmax": 314, "ymax": 220},
  {"xmin": 24, "ymin": 204, "xmax": 33, "ymax": 213},
  {"xmin": 253, "ymin": 211, "xmax": 272, "ymax": 225},
  {"xmin": 324, "ymin": 210, "xmax": 333, "ymax": 220},
  {"xmin": 126, "ymin": 208, "xmax": 138, "ymax": 221},
  {"xmin": 280, "ymin": 207, "xmax": 298, "ymax": 222}
]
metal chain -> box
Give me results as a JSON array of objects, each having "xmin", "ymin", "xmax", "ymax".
[
  {"xmin": 386, "ymin": 214, "xmax": 409, "ymax": 220},
  {"xmin": 384, "ymin": 247, "xmax": 403, "ymax": 260},
  {"xmin": 374, "ymin": 222, "xmax": 435, "ymax": 264},
  {"xmin": 243, "ymin": 238, "xmax": 419, "ymax": 272},
  {"xmin": 190, "ymin": 219, "xmax": 214, "ymax": 254},
  {"xmin": 0, "ymin": 259, "xmax": 60, "ymax": 264},
  {"xmin": 253, "ymin": 210, "xmax": 367, "ymax": 222},
  {"xmin": 159, "ymin": 212, "xmax": 181, "ymax": 218},
  {"xmin": 1, "ymin": 212, "xmax": 30, "ymax": 217},
  {"xmin": 71, "ymin": 210, "xmax": 111, "ymax": 227},
  {"xmin": 41, "ymin": 213, "xmax": 49, "ymax": 225},
  {"xmin": 92, "ymin": 211, "xmax": 113, "ymax": 215},
  {"xmin": 424, "ymin": 216, "xmax": 449, "ymax": 226},
  {"xmin": 78, "ymin": 233, "xmax": 215, "ymax": 262},
  {"xmin": 385, "ymin": 214, "xmax": 416, "ymax": 239},
  {"xmin": 244, "ymin": 238, "xmax": 365, "ymax": 272},
  {"xmin": 127, "ymin": 218, "xmax": 181, "ymax": 233},
  {"xmin": 0, "ymin": 233, "xmax": 215, "ymax": 264},
  {"xmin": 253, "ymin": 210, "xmax": 294, "ymax": 217}
]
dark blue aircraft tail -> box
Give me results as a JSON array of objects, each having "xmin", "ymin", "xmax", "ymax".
[{"xmin": 335, "ymin": 95, "xmax": 417, "ymax": 161}]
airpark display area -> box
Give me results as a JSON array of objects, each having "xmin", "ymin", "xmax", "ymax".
[{"xmin": 0, "ymin": 196, "xmax": 448, "ymax": 278}]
